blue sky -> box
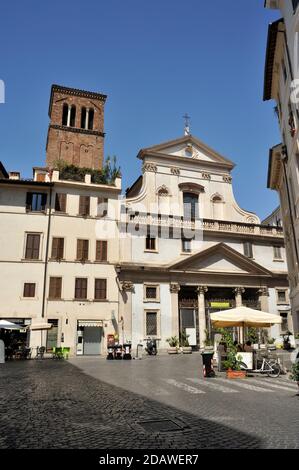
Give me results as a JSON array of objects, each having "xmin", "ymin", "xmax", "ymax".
[{"xmin": 0, "ymin": 0, "xmax": 281, "ymax": 219}]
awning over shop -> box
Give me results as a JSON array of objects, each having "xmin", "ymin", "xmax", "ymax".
[
  {"xmin": 0, "ymin": 320, "xmax": 25, "ymax": 330},
  {"xmin": 29, "ymin": 323, "xmax": 53, "ymax": 330},
  {"xmin": 78, "ymin": 320, "xmax": 103, "ymax": 328}
]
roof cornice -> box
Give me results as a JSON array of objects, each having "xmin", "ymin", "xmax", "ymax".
[{"xmin": 48, "ymin": 84, "xmax": 107, "ymax": 117}]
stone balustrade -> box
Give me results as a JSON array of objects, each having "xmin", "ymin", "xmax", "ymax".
[{"xmin": 124, "ymin": 212, "xmax": 284, "ymax": 238}]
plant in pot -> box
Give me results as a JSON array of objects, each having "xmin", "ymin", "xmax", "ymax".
[
  {"xmin": 290, "ymin": 361, "xmax": 299, "ymax": 395},
  {"xmin": 221, "ymin": 330, "xmax": 246, "ymax": 379},
  {"xmin": 166, "ymin": 336, "xmax": 179, "ymax": 354},
  {"xmin": 180, "ymin": 332, "xmax": 192, "ymax": 354}
]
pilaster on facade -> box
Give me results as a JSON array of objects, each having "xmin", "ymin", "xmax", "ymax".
[
  {"xmin": 170, "ymin": 283, "xmax": 180, "ymax": 337},
  {"xmin": 196, "ymin": 286, "xmax": 208, "ymax": 348}
]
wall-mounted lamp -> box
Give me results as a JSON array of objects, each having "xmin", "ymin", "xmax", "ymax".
[{"xmin": 116, "ymin": 265, "xmax": 121, "ymax": 275}]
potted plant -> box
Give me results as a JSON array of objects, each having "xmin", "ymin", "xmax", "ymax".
[
  {"xmin": 180, "ymin": 332, "xmax": 192, "ymax": 354},
  {"xmin": 220, "ymin": 329, "xmax": 246, "ymax": 379},
  {"xmin": 290, "ymin": 362, "xmax": 299, "ymax": 395},
  {"xmin": 166, "ymin": 336, "xmax": 179, "ymax": 354}
]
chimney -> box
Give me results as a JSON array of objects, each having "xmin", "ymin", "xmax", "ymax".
[{"xmin": 9, "ymin": 172, "xmax": 20, "ymax": 180}]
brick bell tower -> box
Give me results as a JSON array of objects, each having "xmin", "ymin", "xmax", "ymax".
[{"xmin": 46, "ymin": 84, "xmax": 107, "ymax": 170}]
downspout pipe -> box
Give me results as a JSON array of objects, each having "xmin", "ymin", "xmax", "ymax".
[{"xmin": 41, "ymin": 185, "xmax": 53, "ymax": 319}]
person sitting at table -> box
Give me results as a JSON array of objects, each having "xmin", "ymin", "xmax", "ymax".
[{"xmin": 244, "ymin": 340, "xmax": 254, "ymax": 352}]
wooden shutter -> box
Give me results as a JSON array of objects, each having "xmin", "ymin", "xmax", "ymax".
[
  {"xmin": 25, "ymin": 234, "xmax": 40, "ymax": 259},
  {"xmin": 55, "ymin": 193, "xmax": 66, "ymax": 212},
  {"xmin": 49, "ymin": 277, "xmax": 62, "ymax": 299},
  {"xmin": 75, "ymin": 278, "xmax": 87, "ymax": 299},
  {"xmin": 51, "ymin": 238, "xmax": 64, "ymax": 259},
  {"xmin": 95, "ymin": 279, "xmax": 107, "ymax": 300},
  {"xmin": 79, "ymin": 196, "xmax": 90, "ymax": 216},
  {"xmin": 23, "ymin": 283, "xmax": 35, "ymax": 297},
  {"xmin": 96, "ymin": 241, "xmax": 107, "ymax": 261},
  {"xmin": 77, "ymin": 240, "xmax": 89, "ymax": 260}
]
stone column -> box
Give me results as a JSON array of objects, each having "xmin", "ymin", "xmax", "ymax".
[
  {"xmin": 197, "ymin": 286, "xmax": 208, "ymax": 349},
  {"xmin": 85, "ymin": 108, "xmax": 89, "ymax": 130},
  {"xmin": 67, "ymin": 105, "xmax": 71, "ymax": 127},
  {"xmin": 120, "ymin": 281, "xmax": 134, "ymax": 344},
  {"xmin": 233, "ymin": 287, "xmax": 245, "ymax": 343},
  {"xmin": 258, "ymin": 287, "xmax": 269, "ymax": 312},
  {"xmin": 170, "ymin": 283, "xmax": 180, "ymax": 338}
]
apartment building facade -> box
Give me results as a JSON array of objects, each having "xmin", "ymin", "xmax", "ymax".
[{"xmin": 264, "ymin": 0, "xmax": 299, "ymax": 332}]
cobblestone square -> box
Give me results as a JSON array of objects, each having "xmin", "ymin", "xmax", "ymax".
[{"xmin": 0, "ymin": 355, "xmax": 298, "ymax": 449}]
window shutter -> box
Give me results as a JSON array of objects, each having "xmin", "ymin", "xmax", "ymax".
[
  {"xmin": 55, "ymin": 193, "xmax": 66, "ymax": 212},
  {"xmin": 23, "ymin": 283, "xmax": 35, "ymax": 297},
  {"xmin": 26, "ymin": 193, "xmax": 32, "ymax": 211},
  {"xmin": 32, "ymin": 235, "xmax": 40, "ymax": 259},
  {"xmin": 25, "ymin": 234, "xmax": 40, "ymax": 259},
  {"xmin": 58, "ymin": 238, "xmax": 64, "ymax": 259},
  {"xmin": 51, "ymin": 238, "xmax": 58, "ymax": 259},
  {"xmin": 41, "ymin": 193, "xmax": 47, "ymax": 210},
  {"xmin": 83, "ymin": 240, "xmax": 89, "ymax": 260},
  {"xmin": 49, "ymin": 277, "xmax": 62, "ymax": 299},
  {"xmin": 95, "ymin": 279, "xmax": 107, "ymax": 300},
  {"xmin": 75, "ymin": 278, "xmax": 87, "ymax": 299},
  {"xmin": 77, "ymin": 240, "xmax": 83, "ymax": 260},
  {"xmin": 96, "ymin": 241, "xmax": 107, "ymax": 261}
]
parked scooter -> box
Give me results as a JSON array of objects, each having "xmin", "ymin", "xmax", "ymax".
[{"xmin": 145, "ymin": 337, "xmax": 157, "ymax": 356}]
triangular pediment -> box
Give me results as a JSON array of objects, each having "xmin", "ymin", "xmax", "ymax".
[
  {"xmin": 138, "ymin": 135, "xmax": 235, "ymax": 169},
  {"xmin": 169, "ymin": 243, "xmax": 272, "ymax": 276}
]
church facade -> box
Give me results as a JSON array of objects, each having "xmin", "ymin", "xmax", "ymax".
[{"xmin": 118, "ymin": 135, "xmax": 291, "ymax": 350}]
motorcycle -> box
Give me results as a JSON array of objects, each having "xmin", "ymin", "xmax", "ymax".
[{"xmin": 145, "ymin": 337, "xmax": 157, "ymax": 356}]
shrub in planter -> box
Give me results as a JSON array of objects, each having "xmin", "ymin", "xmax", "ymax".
[
  {"xmin": 219, "ymin": 329, "xmax": 246, "ymax": 378},
  {"xmin": 166, "ymin": 336, "xmax": 179, "ymax": 354},
  {"xmin": 180, "ymin": 332, "xmax": 192, "ymax": 354}
]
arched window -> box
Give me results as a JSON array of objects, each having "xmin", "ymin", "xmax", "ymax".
[
  {"xmin": 81, "ymin": 107, "xmax": 86, "ymax": 129},
  {"xmin": 88, "ymin": 108, "xmax": 94, "ymax": 130},
  {"xmin": 62, "ymin": 103, "xmax": 68, "ymax": 126},
  {"xmin": 70, "ymin": 105, "xmax": 76, "ymax": 127}
]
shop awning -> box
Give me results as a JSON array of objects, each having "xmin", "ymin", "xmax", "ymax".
[
  {"xmin": 29, "ymin": 323, "xmax": 53, "ymax": 330},
  {"xmin": 78, "ymin": 320, "xmax": 103, "ymax": 328},
  {"xmin": 0, "ymin": 320, "xmax": 25, "ymax": 330}
]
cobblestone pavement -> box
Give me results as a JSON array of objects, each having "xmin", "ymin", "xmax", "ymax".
[{"xmin": 0, "ymin": 355, "xmax": 298, "ymax": 449}]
